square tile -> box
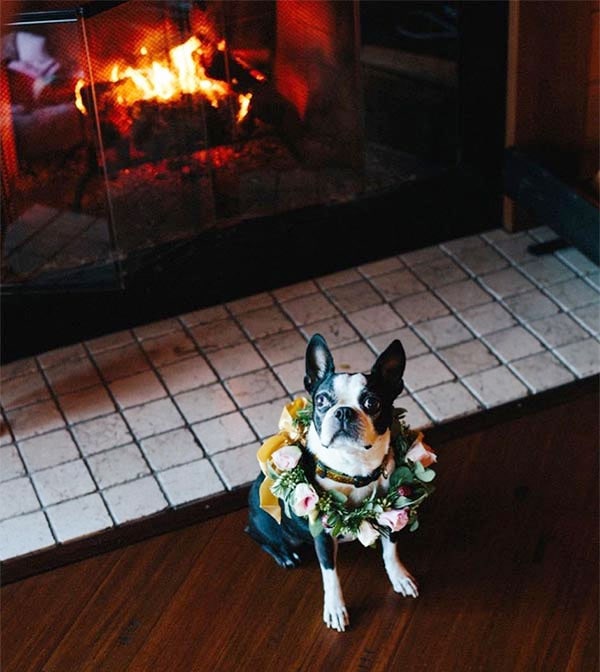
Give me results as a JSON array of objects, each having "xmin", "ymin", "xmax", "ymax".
[
  {"xmin": 190, "ymin": 318, "xmax": 248, "ymax": 352},
  {"xmin": 503, "ymin": 289, "xmax": 560, "ymax": 322},
  {"xmin": 330, "ymin": 341, "xmax": 379, "ymax": 374},
  {"xmin": 555, "ymin": 338, "xmax": 600, "ymax": 377},
  {"xmin": 483, "ymin": 326, "xmax": 544, "ymax": 362},
  {"xmin": 529, "ymin": 313, "xmax": 589, "ymax": 348},
  {"xmin": 158, "ymin": 355, "xmax": 216, "ymax": 395},
  {"xmin": 0, "ymin": 511, "xmax": 55, "ymax": 560},
  {"xmin": 543, "ymin": 278, "xmax": 599, "ymax": 311},
  {"xmin": 395, "ymin": 395, "xmax": 432, "ymax": 430},
  {"xmin": 86, "ymin": 330, "xmax": 134, "ymax": 354},
  {"xmin": 346, "ymin": 304, "xmax": 405, "ymax": 338},
  {"xmin": 0, "ymin": 444, "xmax": 24, "ymax": 481},
  {"xmin": 272, "ymin": 359, "xmax": 305, "ymax": 394},
  {"xmin": 411, "ymin": 256, "xmax": 468, "ymax": 288},
  {"xmin": 192, "ymin": 412, "xmax": 255, "ymax": 455},
  {"xmin": 1, "ymin": 357, "xmax": 37, "ymax": 381},
  {"xmin": 400, "ymin": 245, "xmax": 446, "ymax": 267},
  {"xmin": 32, "ymin": 459, "xmax": 96, "ymax": 506},
  {"xmin": 175, "ymin": 383, "xmax": 235, "ymax": 424},
  {"xmin": 93, "ymin": 343, "xmax": 149, "ymax": 382},
  {"xmin": 1, "ymin": 370, "xmax": 50, "ymax": 411},
  {"xmin": 556, "ymin": 247, "xmax": 599, "ymax": 275},
  {"xmin": 87, "ymin": 444, "xmax": 150, "ymax": 489},
  {"xmin": 45, "ymin": 357, "xmax": 101, "ymax": 395},
  {"xmin": 254, "ymin": 330, "xmax": 307, "ymax": 367},
  {"xmin": 124, "ymin": 398, "xmax": 185, "ymax": 439},
  {"xmin": 103, "ymin": 476, "xmax": 168, "ymax": 524},
  {"xmin": 492, "ymin": 234, "xmax": 539, "ymax": 263},
  {"xmin": 369, "ymin": 328, "xmax": 429, "ymax": 358},
  {"xmin": 37, "ymin": 344, "xmax": 87, "ymax": 369},
  {"xmin": 109, "ymin": 370, "xmax": 167, "ymax": 409},
  {"xmin": 392, "ymin": 291, "xmax": 449, "ymax": 324},
  {"xmin": 415, "ymin": 381, "xmax": 481, "ymax": 422},
  {"xmin": 18, "ymin": 429, "xmax": 79, "ymax": 472},
  {"xmin": 370, "ymin": 269, "xmax": 426, "ymax": 301},
  {"xmin": 463, "ymin": 366, "xmax": 529, "ymax": 408},
  {"xmin": 282, "ymin": 293, "xmax": 339, "ymax": 326},
  {"xmin": 441, "ymin": 234, "xmax": 486, "ymax": 256},
  {"xmin": 0, "ymin": 476, "xmax": 40, "ymax": 519},
  {"xmin": 459, "ymin": 303, "xmax": 517, "ymax": 336},
  {"xmin": 358, "ymin": 256, "xmax": 403, "ymax": 277},
  {"xmin": 438, "ymin": 340, "xmax": 499, "ymax": 377},
  {"xmin": 326, "ymin": 280, "xmax": 383, "ymax": 312},
  {"xmin": 414, "ymin": 315, "xmax": 473, "ymax": 349},
  {"xmin": 141, "ymin": 331, "xmax": 197, "ymax": 368},
  {"xmin": 528, "ymin": 226, "xmax": 559, "ymax": 243},
  {"xmin": 179, "ymin": 305, "xmax": 228, "ymax": 327},
  {"xmin": 479, "ymin": 267, "xmax": 535, "ymax": 298},
  {"xmin": 434, "ymin": 280, "xmax": 493, "ymax": 312},
  {"xmin": 226, "ymin": 292, "xmax": 273, "ymax": 315},
  {"xmin": 59, "ymin": 385, "xmax": 115, "ymax": 424},
  {"xmin": 243, "ymin": 397, "xmax": 290, "ymax": 439},
  {"xmin": 300, "ymin": 316, "xmax": 358, "ymax": 348},
  {"xmin": 211, "ymin": 442, "xmax": 261, "ymax": 489},
  {"xmin": 271, "ymin": 280, "xmax": 319, "ymax": 302},
  {"xmin": 520, "ymin": 257, "xmax": 575, "ymax": 286},
  {"xmin": 141, "ymin": 428, "xmax": 204, "ymax": 471},
  {"xmin": 226, "ymin": 369, "xmax": 286, "ymax": 408},
  {"xmin": 46, "ymin": 493, "xmax": 113, "ymax": 542},
  {"xmin": 134, "ymin": 318, "xmax": 181, "ymax": 340},
  {"xmin": 451, "ymin": 244, "xmax": 508, "ymax": 275},
  {"xmin": 572, "ymin": 304, "xmax": 600, "ymax": 334},
  {"xmin": 317, "ymin": 268, "xmax": 362, "ymax": 289},
  {"xmin": 403, "ymin": 353, "xmax": 454, "ymax": 392},
  {"xmin": 72, "ymin": 413, "xmax": 132, "ymax": 456},
  {"xmin": 510, "ymin": 352, "xmax": 575, "ymax": 393},
  {"xmin": 237, "ymin": 305, "xmax": 294, "ymax": 339},
  {"xmin": 6, "ymin": 400, "xmax": 64, "ymax": 440},
  {"xmin": 157, "ymin": 459, "xmax": 224, "ymax": 505},
  {"xmin": 205, "ymin": 343, "xmax": 265, "ymax": 379}
]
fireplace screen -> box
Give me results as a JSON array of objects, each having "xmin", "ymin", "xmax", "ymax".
[{"xmin": 1, "ymin": 0, "xmax": 383, "ymax": 291}]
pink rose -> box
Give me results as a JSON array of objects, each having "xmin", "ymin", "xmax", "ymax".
[
  {"xmin": 292, "ymin": 482, "xmax": 319, "ymax": 516},
  {"xmin": 271, "ymin": 445, "xmax": 302, "ymax": 470},
  {"xmin": 357, "ymin": 520, "xmax": 380, "ymax": 547},
  {"xmin": 406, "ymin": 440, "xmax": 437, "ymax": 468},
  {"xmin": 397, "ymin": 485, "xmax": 412, "ymax": 498},
  {"xmin": 377, "ymin": 508, "xmax": 409, "ymax": 532}
]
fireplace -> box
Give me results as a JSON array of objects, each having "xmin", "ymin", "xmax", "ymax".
[{"xmin": 1, "ymin": 1, "xmax": 509, "ymax": 360}]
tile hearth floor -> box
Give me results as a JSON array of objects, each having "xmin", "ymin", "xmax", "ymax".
[{"xmin": 1, "ymin": 226, "xmax": 599, "ymax": 563}]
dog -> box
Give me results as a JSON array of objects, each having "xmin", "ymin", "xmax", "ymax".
[{"xmin": 246, "ymin": 333, "xmax": 420, "ymax": 632}]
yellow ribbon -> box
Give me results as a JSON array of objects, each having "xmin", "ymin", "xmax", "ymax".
[{"xmin": 256, "ymin": 397, "xmax": 309, "ymax": 522}]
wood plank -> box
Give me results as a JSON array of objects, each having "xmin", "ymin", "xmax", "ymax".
[{"xmin": 1, "ymin": 390, "xmax": 597, "ymax": 672}]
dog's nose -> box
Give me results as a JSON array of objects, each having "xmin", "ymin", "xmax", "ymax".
[{"xmin": 335, "ymin": 406, "xmax": 356, "ymax": 425}]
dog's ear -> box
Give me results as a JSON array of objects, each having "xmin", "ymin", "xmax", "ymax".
[
  {"xmin": 370, "ymin": 339, "xmax": 406, "ymax": 398},
  {"xmin": 304, "ymin": 333, "xmax": 334, "ymax": 394}
]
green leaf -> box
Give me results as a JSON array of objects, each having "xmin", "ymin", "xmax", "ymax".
[
  {"xmin": 309, "ymin": 516, "xmax": 324, "ymax": 538},
  {"xmin": 329, "ymin": 489, "xmax": 348, "ymax": 504},
  {"xmin": 409, "ymin": 518, "xmax": 419, "ymax": 532}
]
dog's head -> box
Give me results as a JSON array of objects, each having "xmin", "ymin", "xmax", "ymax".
[{"xmin": 303, "ymin": 334, "xmax": 406, "ymax": 458}]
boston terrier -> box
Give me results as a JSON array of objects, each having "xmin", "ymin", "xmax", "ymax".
[{"xmin": 246, "ymin": 333, "xmax": 418, "ymax": 632}]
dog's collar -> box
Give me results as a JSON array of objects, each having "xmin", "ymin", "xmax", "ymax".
[{"xmin": 314, "ymin": 452, "xmax": 391, "ymax": 487}]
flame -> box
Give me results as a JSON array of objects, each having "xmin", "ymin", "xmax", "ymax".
[
  {"xmin": 74, "ymin": 78, "xmax": 86, "ymax": 115},
  {"xmin": 76, "ymin": 34, "xmax": 261, "ymax": 125}
]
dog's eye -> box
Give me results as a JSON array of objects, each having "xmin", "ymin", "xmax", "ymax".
[
  {"xmin": 315, "ymin": 393, "xmax": 331, "ymax": 411},
  {"xmin": 363, "ymin": 395, "xmax": 381, "ymax": 415}
]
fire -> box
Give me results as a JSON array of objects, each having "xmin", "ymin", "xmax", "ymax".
[{"xmin": 76, "ymin": 35, "xmax": 256, "ymax": 125}]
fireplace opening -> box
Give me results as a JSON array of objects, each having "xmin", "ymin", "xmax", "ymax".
[{"xmin": 1, "ymin": 1, "xmax": 508, "ymax": 361}]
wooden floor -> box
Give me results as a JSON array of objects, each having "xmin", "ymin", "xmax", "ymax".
[{"xmin": 2, "ymin": 389, "xmax": 598, "ymax": 672}]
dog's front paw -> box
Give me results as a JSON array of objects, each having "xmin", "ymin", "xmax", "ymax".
[
  {"xmin": 389, "ymin": 570, "xmax": 419, "ymax": 598},
  {"xmin": 323, "ymin": 599, "xmax": 349, "ymax": 632}
]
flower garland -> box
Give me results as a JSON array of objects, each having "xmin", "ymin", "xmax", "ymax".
[{"xmin": 256, "ymin": 397, "xmax": 437, "ymax": 547}]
